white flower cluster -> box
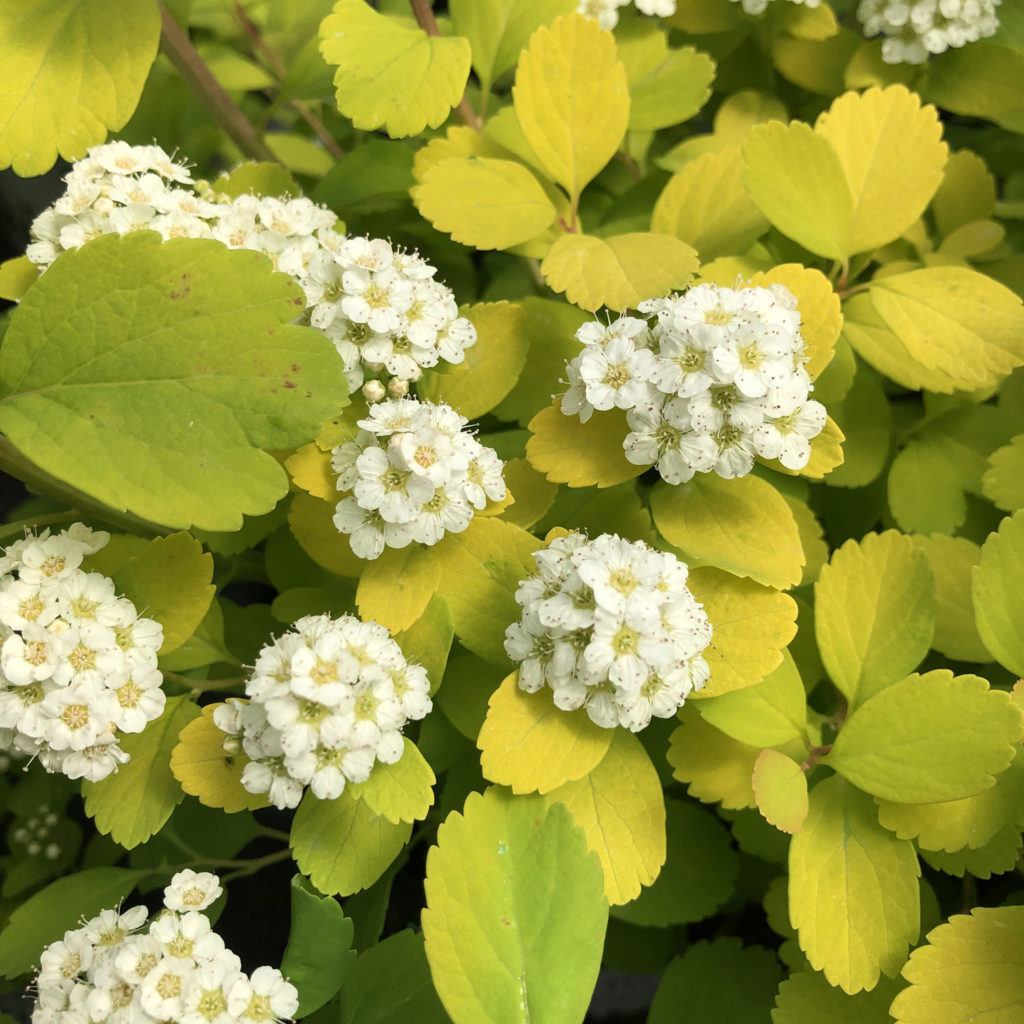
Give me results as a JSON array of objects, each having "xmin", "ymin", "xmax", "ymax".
[
  {"xmin": 727, "ymin": 0, "xmax": 820, "ymax": 13},
  {"xmin": 11, "ymin": 803, "xmax": 62, "ymax": 861},
  {"xmin": 25, "ymin": 142, "xmax": 476, "ymax": 396},
  {"xmin": 331, "ymin": 397, "xmax": 506, "ymax": 560},
  {"xmin": 0, "ymin": 525, "xmax": 164, "ymax": 782},
  {"xmin": 215, "ymin": 613, "xmax": 432, "ymax": 810},
  {"xmin": 857, "ymin": 0, "xmax": 1000, "ymax": 63},
  {"xmin": 561, "ymin": 282, "xmax": 827, "ymax": 482},
  {"xmin": 577, "ymin": 0, "xmax": 677, "ymax": 30},
  {"xmin": 31, "ymin": 870, "xmax": 299, "ymax": 1024},
  {"xmin": 504, "ymin": 533, "xmax": 712, "ymax": 732}
]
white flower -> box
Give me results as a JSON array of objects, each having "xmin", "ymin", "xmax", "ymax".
[
  {"xmin": 163, "ymin": 871, "xmax": 223, "ymax": 913},
  {"xmin": 505, "ymin": 533, "xmax": 712, "ymax": 730},
  {"xmin": 228, "ymin": 967, "xmax": 298, "ymax": 1023},
  {"xmin": 858, "ymin": 0, "xmax": 1000, "ymax": 63}
]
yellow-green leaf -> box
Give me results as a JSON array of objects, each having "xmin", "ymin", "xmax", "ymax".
[
  {"xmin": 348, "ymin": 739, "xmax": 435, "ymax": 824},
  {"xmin": 0, "ymin": 256, "xmax": 40, "ymax": 302},
  {"xmin": 83, "ymin": 695, "xmax": 200, "ymax": 849},
  {"xmin": 973, "ymin": 508, "xmax": 1024, "ymax": 677},
  {"xmin": 752, "ymin": 749, "xmax": 809, "ymax": 835},
  {"xmin": 286, "ymin": 443, "xmax": 336, "ymax": 501},
  {"xmin": 477, "ymin": 671, "xmax": 614, "ymax": 794},
  {"xmin": 526, "ymin": 403, "xmax": 643, "ymax": 488},
  {"xmin": 814, "ymin": 85, "xmax": 947, "ymax": 254},
  {"xmin": 827, "ymin": 670, "xmax": 1023, "ymax": 803},
  {"xmin": 824, "ymin": 366, "xmax": 891, "ymax": 488},
  {"xmin": 291, "ymin": 789, "xmax": 412, "ymax": 897},
  {"xmin": 546, "ymin": 730, "xmax": 666, "ymax": 905},
  {"xmin": 932, "ymin": 149, "xmax": 996, "ymax": 238},
  {"xmin": 319, "ymin": 0, "xmax": 471, "ymax": 138},
  {"xmin": 789, "ymin": 775, "xmax": 920, "ymax": 994},
  {"xmin": 540, "ymin": 231, "xmax": 698, "ymax": 312},
  {"xmin": 288, "ymin": 492, "xmax": 365, "ymax": 579},
  {"xmin": 628, "ymin": 45, "xmax": 715, "ymax": 132},
  {"xmin": 891, "ymin": 906, "xmax": 1024, "ymax": 1024},
  {"xmin": 650, "ymin": 474, "xmax": 805, "ymax": 590},
  {"xmin": 667, "ymin": 705, "xmax": 758, "ymax": 810},
  {"xmin": 773, "ymin": 970, "xmax": 903, "ymax": 1024},
  {"xmin": 920, "ymin": 822, "xmax": 1024, "ymax": 880},
  {"xmin": 418, "ymin": 301, "xmax": 529, "ymax": 418},
  {"xmin": 170, "ymin": 703, "xmax": 270, "ymax": 813},
  {"xmin": 651, "ymin": 147, "xmax": 769, "ymax": 262},
  {"xmin": 114, "ymin": 533, "xmax": 214, "ymax": 655},
  {"xmin": 394, "ymin": 594, "xmax": 453, "ymax": 696},
  {"xmin": 356, "ymin": 543, "xmax": 441, "ymax": 634},
  {"xmin": 513, "ymin": 13, "xmax": 629, "ymax": 202},
  {"xmin": 688, "ymin": 567, "xmax": 798, "ymax": 698},
  {"xmin": 501, "ymin": 457, "xmax": 559, "ymax": 530},
  {"xmin": 742, "ymin": 120, "xmax": 854, "ymax": 260},
  {"xmin": 412, "ymin": 157, "xmax": 558, "ymax": 251},
  {"xmin": 869, "ymin": 267, "xmax": 1024, "ymax": 390},
  {"xmin": 0, "ymin": 0, "xmax": 160, "ymax": 176},
  {"xmin": 814, "ymin": 531, "xmax": 935, "ymax": 708},
  {"xmin": 983, "ymin": 434, "xmax": 1024, "ymax": 511},
  {"xmin": 423, "ymin": 788, "xmax": 607, "ymax": 1024},
  {"xmin": 698, "ymin": 650, "xmax": 806, "ymax": 746}
]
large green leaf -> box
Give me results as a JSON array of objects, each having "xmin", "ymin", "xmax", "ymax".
[
  {"xmin": 83, "ymin": 695, "xmax": 201, "ymax": 849},
  {"xmin": 773, "ymin": 971, "xmax": 902, "ymax": 1024},
  {"xmin": 814, "ymin": 531, "xmax": 935, "ymax": 707},
  {"xmin": 789, "ymin": 776, "xmax": 919, "ymax": 994},
  {"xmin": 973, "ymin": 509, "xmax": 1024, "ymax": 676},
  {"xmin": 422, "ymin": 788, "xmax": 607, "ymax": 1024},
  {"xmin": 0, "ymin": 233, "xmax": 349, "ymax": 530},
  {"xmin": 826, "ymin": 671, "xmax": 1023, "ymax": 803},
  {"xmin": 0, "ymin": 0, "xmax": 160, "ymax": 176}
]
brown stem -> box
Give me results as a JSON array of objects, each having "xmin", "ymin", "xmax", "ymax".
[
  {"xmin": 800, "ymin": 744, "xmax": 832, "ymax": 772},
  {"xmin": 230, "ymin": 1, "xmax": 345, "ymax": 160},
  {"xmin": 407, "ymin": 0, "xmax": 482, "ymax": 130},
  {"xmin": 158, "ymin": 1, "xmax": 280, "ymax": 163}
]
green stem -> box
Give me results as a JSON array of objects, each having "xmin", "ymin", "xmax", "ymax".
[
  {"xmin": 0, "ymin": 509, "xmax": 84, "ymax": 541},
  {"xmin": 157, "ymin": 1, "xmax": 280, "ymax": 163}
]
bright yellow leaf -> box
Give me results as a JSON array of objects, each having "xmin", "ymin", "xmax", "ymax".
[
  {"xmin": 478, "ymin": 672, "xmax": 614, "ymax": 794},
  {"xmin": 355, "ymin": 544, "xmax": 441, "ymax": 633},
  {"xmin": 513, "ymin": 13, "xmax": 629, "ymax": 202},
  {"xmin": 546, "ymin": 730, "xmax": 667, "ymax": 905},
  {"xmin": 667, "ymin": 705, "xmax": 758, "ymax": 810},
  {"xmin": 170, "ymin": 704, "xmax": 269, "ymax": 814},
  {"xmin": 500, "ymin": 457, "xmax": 559, "ymax": 530},
  {"xmin": 288, "ymin": 492, "xmax": 365, "ymax": 578},
  {"xmin": 541, "ymin": 231, "xmax": 698, "ymax": 312},
  {"xmin": 753, "ymin": 749, "xmax": 809, "ymax": 835},
  {"xmin": 286, "ymin": 443, "xmax": 336, "ymax": 501}
]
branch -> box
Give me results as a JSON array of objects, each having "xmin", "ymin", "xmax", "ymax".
[
  {"xmin": 157, "ymin": 1, "xmax": 280, "ymax": 164},
  {"xmin": 407, "ymin": 0, "xmax": 482, "ymax": 130}
]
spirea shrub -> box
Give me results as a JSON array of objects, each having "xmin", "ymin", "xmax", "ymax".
[{"xmin": 2, "ymin": 2, "xmax": 1024, "ymax": 1023}]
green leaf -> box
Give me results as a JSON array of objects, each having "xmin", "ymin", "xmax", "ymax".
[
  {"xmin": 449, "ymin": 0, "xmax": 575, "ymax": 96},
  {"xmin": 697, "ymin": 650, "xmax": 806, "ymax": 746},
  {"xmin": 891, "ymin": 906, "xmax": 1024, "ymax": 1024},
  {"xmin": 742, "ymin": 120, "xmax": 853, "ymax": 260},
  {"xmin": 422, "ymin": 788, "xmax": 607, "ymax": 1024},
  {"xmin": 920, "ymin": 821, "xmax": 1024, "ymax": 880},
  {"xmin": 813, "ymin": 84, "xmax": 947, "ymax": 254},
  {"xmin": 212, "ymin": 161, "xmax": 299, "ymax": 200},
  {"xmin": 394, "ymin": 594, "xmax": 453, "ymax": 696},
  {"xmin": 159, "ymin": 599, "xmax": 237, "ymax": 672},
  {"xmin": 932, "ymin": 149, "xmax": 997, "ymax": 238},
  {"xmin": 526, "ymin": 404, "xmax": 645, "ymax": 488},
  {"xmin": 281, "ymin": 875, "xmax": 355, "ymax": 1017},
  {"xmin": 478, "ymin": 671, "xmax": 614, "ymax": 794},
  {"xmin": 869, "ymin": 267, "xmax": 1024, "ymax": 390},
  {"xmin": 348, "ymin": 739, "xmax": 436, "ymax": 824},
  {"xmin": 825, "ymin": 366, "xmax": 891, "ymax": 488},
  {"xmin": 612, "ymin": 797, "xmax": 738, "ymax": 927},
  {"xmin": 0, "ymin": 233, "xmax": 348, "ymax": 531},
  {"xmin": 513, "ymin": 13, "xmax": 629, "ymax": 204},
  {"xmin": 319, "ymin": 0, "xmax": 472, "ymax": 138},
  {"xmin": 82, "ymin": 695, "xmax": 200, "ymax": 849},
  {"xmin": 668, "ymin": 705, "xmax": 758, "ymax": 810},
  {"xmin": 544, "ymin": 729, "xmax": 666, "ymax": 905},
  {"xmin": 649, "ymin": 939, "xmax": 782, "ymax": 1024},
  {"xmin": 339, "ymin": 930, "xmax": 449, "ymax": 1024},
  {"xmin": 113, "ymin": 532, "xmax": 214, "ymax": 654},
  {"xmin": 0, "ymin": 0, "xmax": 160, "ymax": 176},
  {"xmin": 983, "ymin": 434, "xmax": 1024, "ymax": 511},
  {"xmin": 313, "ymin": 140, "xmax": 413, "ymax": 215},
  {"xmin": 973, "ymin": 509, "xmax": 1024, "ymax": 676},
  {"xmin": 911, "ymin": 535, "xmax": 991, "ymax": 663},
  {"xmin": 412, "ymin": 157, "xmax": 559, "ymax": 251},
  {"xmin": 0, "ymin": 256, "xmax": 40, "ymax": 302},
  {"xmin": 827, "ymin": 670, "xmax": 1023, "ymax": 804},
  {"xmin": 0, "ymin": 867, "xmax": 146, "ymax": 977},
  {"xmin": 876, "ymin": 745, "xmax": 1024, "ymax": 853},
  {"xmin": 418, "ymin": 301, "xmax": 530, "ymax": 418},
  {"xmin": 652, "ymin": 146, "xmax": 769, "ymax": 262},
  {"xmin": 814, "ymin": 531, "xmax": 935, "ymax": 707},
  {"xmin": 650, "ymin": 474, "xmax": 805, "ymax": 590},
  {"xmin": 628, "ymin": 45, "xmax": 715, "ymax": 132},
  {"xmin": 789, "ymin": 775, "xmax": 920, "ymax": 994},
  {"xmin": 919, "ymin": 42, "xmax": 1024, "ymax": 132},
  {"xmin": 772, "ymin": 971, "xmax": 903, "ymax": 1024},
  {"xmin": 291, "ymin": 790, "xmax": 412, "ymax": 897},
  {"xmin": 540, "ymin": 231, "xmax": 698, "ymax": 312},
  {"xmin": 753, "ymin": 749, "xmax": 809, "ymax": 835},
  {"xmin": 888, "ymin": 442, "xmax": 968, "ymax": 535}
]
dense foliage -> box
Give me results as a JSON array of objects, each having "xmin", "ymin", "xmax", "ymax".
[{"xmin": 2, "ymin": 1, "xmax": 1024, "ymax": 1022}]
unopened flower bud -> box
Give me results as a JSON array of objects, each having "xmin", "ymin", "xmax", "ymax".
[{"xmin": 362, "ymin": 379, "xmax": 386, "ymax": 403}]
